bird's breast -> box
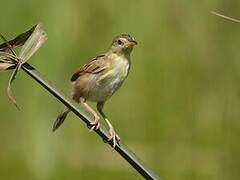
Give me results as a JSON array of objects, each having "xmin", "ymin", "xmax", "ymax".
[
  {"xmin": 87, "ymin": 56, "xmax": 130, "ymax": 102},
  {"xmin": 112, "ymin": 56, "xmax": 130, "ymax": 80}
]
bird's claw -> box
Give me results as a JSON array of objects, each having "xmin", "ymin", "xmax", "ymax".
[
  {"xmin": 108, "ymin": 127, "xmax": 120, "ymax": 148},
  {"xmin": 89, "ymin": 117, "xmax": 100, "ymax": 131}
]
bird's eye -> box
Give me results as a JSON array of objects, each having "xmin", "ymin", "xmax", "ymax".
[{"xmin": 117, "ymin": 40, "xmax": 123, "ymax": 45}]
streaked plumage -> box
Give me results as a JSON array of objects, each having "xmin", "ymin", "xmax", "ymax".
[
  {"xmin": 53, "ymin": 33, "xmax": 137, "ymax": 147},
  {"xmin": 72, "ymin": 52, "xmax": 130, "ymax": 102}
]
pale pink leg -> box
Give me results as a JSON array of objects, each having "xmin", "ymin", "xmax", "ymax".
[
  {"xmin": 97, "ymin": 102, "xmax": 120, "ymax": 148},
  {"xmin": 105, "ymin": 118, "xmax": 120, "ymax": 148},
  {"xmin": 80, "ymin": 98, "xmax": 100, "ymax": 130}
]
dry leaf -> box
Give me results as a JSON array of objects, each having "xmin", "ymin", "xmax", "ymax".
[
  {"xmin": 0, "ymin": 23, "xmax": 48, "ymax": 110},
  {"xmin": 0, "ymin": 25, "xmax": 36, "ymax": 52},
  {"xmin": 0, "ymin": 62, "xmax": 15, "ymax": 70},
  {"xmin": 19, "ymin": 24, "xmax": 48, "ymax": 63}
]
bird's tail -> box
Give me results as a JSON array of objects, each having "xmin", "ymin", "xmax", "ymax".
[{"xmin": 52, "ymin": 108, "xmax": 71, "ymax": 132}]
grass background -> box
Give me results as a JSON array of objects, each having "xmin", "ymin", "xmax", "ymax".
[{"xmin": 0, "ymin": 0, "xmax": 240, "ymax": 179}]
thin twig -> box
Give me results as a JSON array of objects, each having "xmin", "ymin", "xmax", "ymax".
[
  {"xmin": 7, "ymin": 63, "xmax": 21, "ymax": 110},
  {"xmin": 211, "ymin": 11, "xmax": 240, "ymax": 23},
  {"xmin": 21, "ymin": 63, "xmax": 161, "ymax": 180},
  {"xmin": 0, "ymin": 34, "xmax": 21, "ymax": 109}
]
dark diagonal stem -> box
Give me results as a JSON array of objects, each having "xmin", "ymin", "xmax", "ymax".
[{"xmin": 21, "ymin": 63, "xmax": 161, "ymax": 180}]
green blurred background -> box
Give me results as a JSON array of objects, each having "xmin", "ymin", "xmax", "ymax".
[{"xmin": 1, "ymin": 0, "xmax": 240, "ymax": 179}]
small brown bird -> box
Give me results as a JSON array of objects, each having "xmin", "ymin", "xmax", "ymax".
[{"xmin": 52, "ymin": 34, "xmax": 137, "ymax": 147}]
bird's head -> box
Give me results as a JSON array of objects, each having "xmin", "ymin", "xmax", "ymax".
[{"xmin": 110, "ymin": 33, "xmax": 137, "ymax": 56}]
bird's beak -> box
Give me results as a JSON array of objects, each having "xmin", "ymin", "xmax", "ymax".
[
  {"xmin": 130, "ymin": 39, "xmax": 138, "ymax": 45},
  {"xmin": 127, "ymin": 40, "xmax": 138, "ymax": 48}
]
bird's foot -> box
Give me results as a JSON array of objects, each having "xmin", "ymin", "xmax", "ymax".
[
  {"xmin": 108, "ymin": 127, "xmax": 120, "ymax": 148},
  {"xmin": 90, "ymin": 116, "xmax": 100, "ymax": 131}
]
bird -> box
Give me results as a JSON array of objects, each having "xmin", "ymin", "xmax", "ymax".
[{"xmin": 52, "ymin": 33, "xmax": 137, "ymax": 147}]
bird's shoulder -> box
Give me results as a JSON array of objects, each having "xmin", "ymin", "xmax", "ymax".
[{"xmin": 71, "ymin": 53, "xmax": 108, "ymax": 82}]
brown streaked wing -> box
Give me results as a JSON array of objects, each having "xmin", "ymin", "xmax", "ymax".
[{"xmin": 71, "ymin": 54, "xmax": 106, "ymax": 82}]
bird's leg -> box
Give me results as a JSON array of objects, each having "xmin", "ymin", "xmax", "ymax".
[
  {"xmin": 97, "ymin": 102, "xmax": 120, "ymax": 148},
  {"xmin": 80, "ymin": 98, "xmax": 100, "ymax": 130}
]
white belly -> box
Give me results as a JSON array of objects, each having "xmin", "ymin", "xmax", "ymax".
[{"xmin": 88, "ymin": 57, "xmax": 130, "ymax": 102}]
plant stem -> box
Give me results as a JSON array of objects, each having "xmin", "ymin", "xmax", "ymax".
[{"xmin": 21, "ymin": 63, "xmax": 161, "ymax": 180}]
